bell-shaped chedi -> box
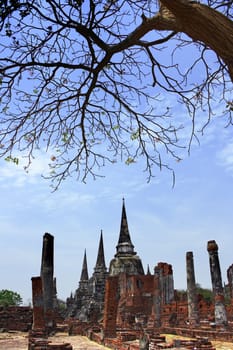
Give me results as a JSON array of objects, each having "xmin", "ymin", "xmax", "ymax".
[{"xmin": 109, "ymin": 199, "xmax": 144, "ymax": 276}]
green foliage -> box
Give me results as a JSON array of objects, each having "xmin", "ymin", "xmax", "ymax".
[
  {"xmin": 176, "ymin": 284, "xmax": 214, "ymax": 303},
  {"xmin": 196, "ymin": 284, "xmax": 213, "ymax": 303},
  {"xmin": 0, "ymin": 289, "xmax": 23, "ymax": 307},
  {"xmin": 125, "ymin": 157, "xmax": 136, "ymax": 165},
  {"xmin": 175, "ymin": 289, "xmax": 187, "ymax": 301},
  {"xmin": 57, "ymin": 299, "xmax": 66, "ymax": 311},
  {"xmin": 5, "ymin": 155, "xmax": 19, "ymax": 165}
]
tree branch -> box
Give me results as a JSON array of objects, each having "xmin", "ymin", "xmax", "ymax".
[{"xmin": 159, "ymin": 0, "xmax": 233, "ymax": 81}]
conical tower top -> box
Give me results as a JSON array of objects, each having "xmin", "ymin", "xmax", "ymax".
[
  {"xmin": 80, "ymin": 249, "xmax": 89, "ymax": 281},
  {"xmin": 115, "ymin": 199, "xmax": 136, "ymax": 257},
  {"xmin": 94, "ymin": 230, "xmax": 107, "ymax": 272},
  {"xmin": 147, "ymin": 264, "xmax": 151, "ymax": 275}
]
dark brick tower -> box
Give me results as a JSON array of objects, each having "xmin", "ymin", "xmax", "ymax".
[
  {"xmin": 68, "ymin": 232, "xmax": 109, "ymax": 321},
  {"xmin": 79, "ymin": 249, "xmax": 89, "ymax": 290},
  {"xmin": 40, "ymin": 233, "xmax": 55, "ymax": 331},
  {"xmin": 92, "ymin": 230, "xmax": 108, "ymax": 302}
]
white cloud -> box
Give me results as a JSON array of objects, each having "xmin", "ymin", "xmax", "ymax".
[
  {"xmin": 217, "ymin": 142, "xmax": 233, "ymax": 174},
  {"xmin": 0, "ymin": 149, "xmax": 52, "ymax": 188}
]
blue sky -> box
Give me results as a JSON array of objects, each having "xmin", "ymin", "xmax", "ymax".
[{"xmin": 0, "ymin": 105, "xmax": 233, "ymax": 305}]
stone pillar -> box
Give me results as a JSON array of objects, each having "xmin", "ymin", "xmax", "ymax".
[
  {"xmin": 186, "ymin": 251, "xmax": 199, "ymax": 326},
  {"xmin": 31, "ymin": 276, "xmax": 46, "ymax": 332},
  {"xmin": 207, "ymin": 240, "xmax": 228, "ymax": 326},
  {"xmin": 40, "ymin": 232, "xmax": 55, "ymax": 331}
]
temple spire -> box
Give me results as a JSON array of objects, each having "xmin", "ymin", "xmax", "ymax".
[
  {"xmin": 116, "ymin": 198, "xmax": 136, "ymax": 257},
  {"xmin": 147, "ymin": 264, "xmax": 151, "ymax": 275},
  {"xmin": 94, "ymin": 230, "xmax": 107, "ymax": 272},
  {"xmin": 80, "ymin": 249, "xmax": 89, "ymax": 281}
]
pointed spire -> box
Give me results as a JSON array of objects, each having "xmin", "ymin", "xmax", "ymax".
[
  {"xmin": 147, "ymin": 264, "xmax": 151, "ymax": 275},
  {"xmin": 95, "ymin": 230, "xmax": 107, "ymax": 271},
  {"xmin": 116, "ymin": 198, "xmax": 136, "ymax": 256},
  {"xmin": 80, "ymin": 249, "xmax": 89, "ymax": 281}
]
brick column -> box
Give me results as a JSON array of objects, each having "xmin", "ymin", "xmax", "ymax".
[
  {"xmin": 153, "ymin": 266, "xmax": 162, "ymax": 328},
  {"xmin": 31, "ymin": 276, "xmax": 46, "ymax": 332},
  {"xmin": 103, "ymin": 276, "xmax": 119, "ymax": 338},
  {"xmin": 186, "ymin": 251, "xmax": 199, "ymax": 326},
  {"xmin": 40, "ymin": 233, "xmax": 55, "ymax": 331},
  {"xmin": 157, "ymin": 262, "xmax": 174, "ymax": 304},
  {"xmin": 207, "ymin": 240, "xmax": 228, "ymax": 326},
  {"xmin": 227, "ymin": 264, "xmax": 233, "ymax": 299}
]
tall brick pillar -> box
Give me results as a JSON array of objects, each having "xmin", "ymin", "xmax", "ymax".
[
  {"xmin": 157, "ymin": 262, "xmax": 174, "ymax": 304},
  {"xmin": 153, "ymin": 266, "xmax": 162, "ymax": 328},
  {"xmin": 31, "ymin": 276, "xmax": 46, "ymax": 332},
  {"xmin": 186, "ymin": 251, "xmax": 199, "ymax": 326},
  {"xmin": 29, "ymin": 277, "xmax": 48, "ymax": 349},
  {"xmin": 227, "ymin": 264, "xmax": 233, "ymax": 308},
  {"xmin": 103, "ymin": 276, "xmax": 119, "ymax": 338},
  {"xmin": 40, "ymin": 232, "xmax": 55, "ymax": 331},
  {"xmin": 227, "ymin": 264, "xmax": 233, "ymax": 297},
  {"xmin": 207, "ymin": 240, "xmax": 228, "ymax": 326}
]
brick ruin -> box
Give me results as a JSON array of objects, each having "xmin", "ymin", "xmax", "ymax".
[
  {"xmin": 3, "ymin": 199, "xmax": 233, "ymax": 349},
  {"xmin": 66, "ymin": 231, "xmax": 108, "ymax": 321},
  {"xmin": 65, "ymin": 200, "xmax": 233, "ymax": 347},
  {"xmin": 28, "ymin": 233, "xmax": 73, "ymax": 350},
  {"xmin": 0, "ymin": 306, "xmax": 32, "ymax": 331}
]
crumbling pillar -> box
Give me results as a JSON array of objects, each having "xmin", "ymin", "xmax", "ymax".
[
  {"xmin": 157, "ymin": 262, "xmax": 174, "ymax": 304},
  {"xmin": 153, "ymin": 266, "xmax": 162, "ymax": 328},
  {"xmin": 186, "ymin": 251, "xmax": 199, "ymax": 326},
  {"xmin": 227, "ymin": 264, "xmax": 233, "ymax": 299},
  {"xmin": 103, "ymin": 276, "xmax": 119, "ymax": 338},
  {"xmin": 40, "ymin": 232, "xmax": 55, "ymax": 331},
  {"xmin": 31, "ymin": 276, "xmax": 46, "ymax": 332},
  {"xmin": 29, "ymin": 277, "xmax": 47, "ymax": 349},
  {"xmin": 30, "ymin": 277, "xmax": 73, "ymax": 350},
  {"xmin": 207, "ymin": 240, "xmax": 228, "ymax": 326}
]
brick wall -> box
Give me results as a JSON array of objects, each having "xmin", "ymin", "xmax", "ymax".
[{"xmin": 0, "ymin": 306, "xmax": 32, "ymax": 331}]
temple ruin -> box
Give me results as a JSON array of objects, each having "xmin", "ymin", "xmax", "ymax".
[
  {"xmin": 64, "ymin": 202, "xmax": 220, "ymax": 327},
  {"xmin": 2, "ymin": 199, "xmax": 233, "ymax": 349},
  {"xmin": 63, "ymin": 200, "xmax": 233, "ymax": 347}
]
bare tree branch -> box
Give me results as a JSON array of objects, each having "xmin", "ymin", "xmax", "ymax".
[{"xmin": 0, "ymin": 0, "xmax": 232, "ymax": 189}]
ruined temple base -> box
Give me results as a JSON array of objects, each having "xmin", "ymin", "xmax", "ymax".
[
  {"xmin": 28, "ymin": 330, "xmax": 73, "ymax": 350},
  {"xmin": 161, "ymin": 326, "xmax": 233, "ymax": 342},
  {"xmin": 2, "ymin": 332, "xmax": 233, "ymax": 350},
  {"xmin": 0, "ymin": 332, "xmax": 111, "ymax": 350}
]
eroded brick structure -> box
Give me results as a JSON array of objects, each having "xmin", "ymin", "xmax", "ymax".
[
  {"xmin": 27, "ymin": 200, "xmax": 233, "ymax": 346},
  {"xmin": 68, "ymin": 200, "xmax": 229, "ymax": 339},
  {"xmin": 186, "ymin": 251, "xmax": 199, "ymax": 326},
  {"xmin": 0, "ymin": 306, "xmax": 32, "ymax": 331},
  {"xmin": 67, "ymin": 230, "xmax": 108, "ymax": 321},
  {"xmin": 41, "ymin": 232, "xmax": 56, "ymax": 330},
  {"xmin": 31, "ymin": 276, "xmax": 46, "ymax": 333},
  {"xmin": 207, "ymin": 240, "xmax": 228, "ymax": 326},
  {"xmin": 29, "ymin": 269, "xmax": 73, "ymax": 349}
]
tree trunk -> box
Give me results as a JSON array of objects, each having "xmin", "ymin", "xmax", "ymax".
[{"xmin": 159, "ymin": 0, "xmax": 233, "ymax": 81}]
